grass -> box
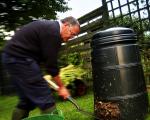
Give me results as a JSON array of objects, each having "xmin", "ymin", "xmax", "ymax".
[
  {"xmin": 0, "ymin": 91, "xmax": 150, "ymax": 120},
  {"xmin": 146, "ymin": 92, "xmax": 150, "ymax": 120},
  {"xmin": 0, "ymin": 92, "xmax": 94, "ymax": 120},
  {"xmin": 0, "ymin": 95, "xmax": 18, "ymax": 120}
]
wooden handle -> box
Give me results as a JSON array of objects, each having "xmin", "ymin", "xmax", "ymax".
[{"xmin": 44, "ymin": 75, "xmax": 59, "ymax": 91}]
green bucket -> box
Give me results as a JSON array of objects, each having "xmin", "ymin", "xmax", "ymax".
[{"xmin": 22, "ymin": 109, "xmax": 64, "ymax": 120}]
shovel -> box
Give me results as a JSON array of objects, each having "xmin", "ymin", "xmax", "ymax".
[{"xmin": 45, "ymin": 78, "xmax": 100, "ymax": 120}]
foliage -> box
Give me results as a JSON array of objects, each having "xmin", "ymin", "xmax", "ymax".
[
  {"xmin": 139, "ymin": 33, "xmax": 150, "ymax": 74},
  {"xmin": 67, "ymin": 52, "xmax": 82, "ymax": 65},
  {"xmin": 59, "ymin": 64, "xmax": 87, "ymax": 85},
  {"xmin": 0, "ymin": 31, "xmax": 6, "ymax": 50},
  {"xmin": 110, "ymin": 15, "xmax": 149, "ymax": 35},
  {"xmin": 44, "ymin": 64, "xmax": 87, "ymax": 86},
  {"xmin": 58, "ymin": 52, "xmax": 82, "ymax": 67},
  {"xmin": 0, "ymin": 0, "xmax": 70, "ymax": 31},
  {"xmin": 143, "ymin": 32, "xmax": 150, "ymax": 43}
]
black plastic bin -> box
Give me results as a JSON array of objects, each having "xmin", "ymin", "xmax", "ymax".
[{"xmin": 91, "ymin": 27, "xmax": 149, "ymax": 120}]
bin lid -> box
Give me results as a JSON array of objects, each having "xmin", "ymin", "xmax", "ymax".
[{"xmin": 93, "ymin": 27, "xmax": 134, "ymax": 39}]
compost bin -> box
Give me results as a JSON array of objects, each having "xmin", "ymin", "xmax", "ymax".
[{"xmin": 91, "ymin": 27, "xmax": 149, "ymax": 120}]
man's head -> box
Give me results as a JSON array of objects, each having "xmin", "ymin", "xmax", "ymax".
[{"xmin": 60, "ymin": 16, "xmax": 80, "ymax": 42}]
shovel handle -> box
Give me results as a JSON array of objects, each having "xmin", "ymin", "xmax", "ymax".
[
  {"xmin": 45, "ymin": 77, "xmax": 80, "ymax": 109},
  {"xmin": 45, "ymin": 79, "xmax": 59, "ymax": 91}
]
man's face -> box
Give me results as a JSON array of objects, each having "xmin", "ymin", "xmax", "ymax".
[{"xmin": 61, "ymin": 23, "xmax": 80, "ymax": 42}]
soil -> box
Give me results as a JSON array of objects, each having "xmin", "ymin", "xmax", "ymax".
[{"xmin": 95, "ymin": 101, "xmax": 120, "ymax": 120}]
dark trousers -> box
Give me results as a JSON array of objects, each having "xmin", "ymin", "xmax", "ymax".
[{"xmin": 2, "ymin": 53, "xmax": 55, "ymax": 111}]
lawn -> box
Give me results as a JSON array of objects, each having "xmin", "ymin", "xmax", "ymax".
[{"xmin": 0, "ymin": 91, "xmax": 150, "ymax": 120}]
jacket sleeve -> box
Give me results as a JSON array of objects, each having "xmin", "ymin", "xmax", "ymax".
[
  {"xmin": 42, "ymin": 37, "xmax": 60, "ymax": 77},
  {"xmin": 39, "ymin": 21, "xmax": 61, "ymax": 77},
  {"xmin": 45, "ymin": 47, "xmax": 60, "ymax": 77}
]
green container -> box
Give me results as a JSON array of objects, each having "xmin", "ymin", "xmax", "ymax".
[{"xmin": 22, "ymin": 109, "xmax": 64, "ymax": 120}]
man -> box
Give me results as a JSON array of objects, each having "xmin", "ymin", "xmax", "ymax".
[{"xmin": 2, "ymin": 16, "xmax": 80, "ymax": 120}]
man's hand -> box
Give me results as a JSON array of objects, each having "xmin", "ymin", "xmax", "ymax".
[
  {"xmin": 58, "ymin": 86, "xmax": 70, "ymax": 99},
  {"xmin": 52, "ymin": 75, "xmax": 71, "ymax": 99}
]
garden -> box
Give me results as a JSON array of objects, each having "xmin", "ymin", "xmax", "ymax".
[{"xmin": 0, "ymin": 91, "xmax": 150, "ymax": 120}]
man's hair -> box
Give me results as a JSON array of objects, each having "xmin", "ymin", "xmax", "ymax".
[{"xmin": 61, "ymin": 16, "xmax": 80, "ymax": 27}]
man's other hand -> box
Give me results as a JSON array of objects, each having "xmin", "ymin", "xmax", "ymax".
[{"xmin": 58, "ymin": 86, "xmax": 70, "ymax": 99}]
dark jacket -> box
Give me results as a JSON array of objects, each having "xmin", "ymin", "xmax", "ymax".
[{"xmin": 3, "ymin": 20, "xmax": 62, "ymax": 77}]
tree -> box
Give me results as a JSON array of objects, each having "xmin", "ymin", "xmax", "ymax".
[{"xmin": 0, "ymin": 0, "xmax": 70, "ymax": 31}]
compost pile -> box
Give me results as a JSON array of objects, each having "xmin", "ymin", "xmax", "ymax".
[{"xmin": 95, "ymin": 101, "xmax": 120, "ymax": 120}]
